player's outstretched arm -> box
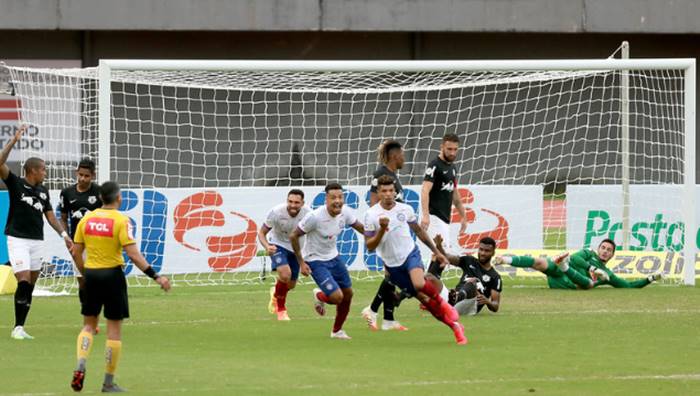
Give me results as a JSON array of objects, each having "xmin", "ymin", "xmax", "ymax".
[
  {"xmin": 410, "ymin": 222, "xmax": 448, "ymax": 267},
  {"xmin": 0, "ymin": 125, "xmax": 27, "ymax": 180},
  {"xmin": 431, "ymin": 234, "xmax": 460, "ymax": 266},
  {"xmin": 604, "ymin": 272, "xmax": 655, "ymax": 288},
  {"xmin": 124, "ymin": 244, "xmax": 171, "ymax": 291}
]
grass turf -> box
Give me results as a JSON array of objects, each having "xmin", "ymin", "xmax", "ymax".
[{"xmin": 1, "ymin": 278, "xmax": 699, "ymax": 395}]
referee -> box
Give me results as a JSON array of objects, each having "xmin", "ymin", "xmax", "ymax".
[
  {"xmin": 0, "ymin": 125, "xmax": 73, "ymax": 340},
  {"xmin": 70, "ymin": 181, "xmax": 170, "ymax": 393}
]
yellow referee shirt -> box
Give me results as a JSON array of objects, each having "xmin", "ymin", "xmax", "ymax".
[{"xmin": 74, "ymin": 208, "xmax": 136, "ymax": 269}]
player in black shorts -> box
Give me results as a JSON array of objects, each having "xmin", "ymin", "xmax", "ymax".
[
  {"xmin": 59, "ymin": 158, "xmax": 102, "ymax": 312},
  {"xmin": 361, "ymin": 140, "xmax": 410, "ymax": 331},
  {"xmin": 420, "ymin": 133, "xmax": 468, "ymax": 254},
  {"xmin": 0, "ymin": 125, "xmax": 73, "ymax": 340},
  {"xmin": 429, "ymin": 235, "xmax": 502, "ymax": 316},
  {"xmin": 70, "ymin": 181, "xmax": 170, "ymax": 392}
]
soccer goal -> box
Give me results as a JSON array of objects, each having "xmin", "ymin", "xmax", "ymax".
[{"xmin": 2, "ymin": 58, "xmax": 696, "ymax": 293}]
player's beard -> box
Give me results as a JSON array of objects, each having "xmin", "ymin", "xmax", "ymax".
[
  {"xmin": 287, "ymin": 206, "xmax": 300, "ymax": 217},
  {"xmin": 441, "ymin": 150, "xmax": 457, "ymax": 163}
]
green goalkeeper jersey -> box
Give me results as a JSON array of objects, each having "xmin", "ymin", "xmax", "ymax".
[{"xmin": 569, "ymin": 249, "xmax": 650, "ymax": 288}]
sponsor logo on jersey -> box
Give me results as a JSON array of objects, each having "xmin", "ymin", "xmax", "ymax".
[
  {"xmin": 88, "ymin": 196, "xmax": 97, "ymax": 204},
  {"xmin": 85, "ymin": 217, "xmax": 115, "ymax": 237}
]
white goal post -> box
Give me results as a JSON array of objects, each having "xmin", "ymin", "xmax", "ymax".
[{"xmin": 3, "ymin": 58, "xmax": 696, "ymax": 292}]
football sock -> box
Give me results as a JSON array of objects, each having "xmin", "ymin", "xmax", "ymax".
[
  {"xmin": 14, "ymin": 281, "xmax": 32, "ymax": 327},
  {"xmin": 509, "ymin": 256, "xmax": 535, "ymax": 268},
  {"xmin": 333, "ymin": 299, "xmax": 351, "ymax": 333},
  {"xmin": 76, "ymin": 330, "xmax": 94, "ymax": 371},
  {"xmin": 104, "ymin": 340, "xmax": 122, "ymax": 385},
  {"xmin": 274, "ymin": 280, "xmax": 289, "ymax": 312}
]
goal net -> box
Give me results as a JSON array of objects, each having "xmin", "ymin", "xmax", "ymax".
[{"xmin": 2, "ymin": 59, "xmax": 696, "ymax": 293}]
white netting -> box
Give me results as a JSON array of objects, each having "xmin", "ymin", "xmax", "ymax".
[{"xmin": 1, "ymin": 61, "xmax": 693, "ymax": 293}]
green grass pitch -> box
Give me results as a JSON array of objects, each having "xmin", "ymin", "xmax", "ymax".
[{"xmin": 1, "ymin": 278, "xmax": 699, "ymax": 395}]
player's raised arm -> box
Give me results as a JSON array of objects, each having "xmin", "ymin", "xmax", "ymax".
[
  {"xmin": 432, "ymin": 234, "xmax": 460, "ymax": 266},
  {"xmin": 0, "ymin": 125, "xmax": 28, "ymax": 179},
  {"xmin": 409, "ymin": 221, "xmax": 448, "ymax": 267}
]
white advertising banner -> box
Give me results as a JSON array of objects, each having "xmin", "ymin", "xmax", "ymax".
[
  {"xmin": 566, "ymin": 185, "xmax": 696, "ymax": 251},
  {"xmin": 38, "ymin": 185, "xmax": 542, "ymax": 275},
  {"xmin": 0, "ymin": 60, "xmax": 82, "ymax": 162}
]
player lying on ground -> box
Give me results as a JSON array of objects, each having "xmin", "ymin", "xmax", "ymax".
[
  {"xmin": 364, "ymin": 176, "xmax": 467, "ymax": 344},
  {"xmin": 494, "ymin": 238, "xmax": 662, "ymax": 289},
  {"xmin": 258, "ymin": 189, "xmax": 311, "ymax": 321},
  {"xmin": 429, "ymin": 235, "xmax": 501, "ymax": 316}
]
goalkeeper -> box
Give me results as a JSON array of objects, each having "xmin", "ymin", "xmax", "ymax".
[{"xmin": 494, "ymin": 239, "xmax": 662, "ymax": 289}]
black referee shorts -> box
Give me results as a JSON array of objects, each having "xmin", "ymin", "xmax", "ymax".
[{"xmin": 82, "ymin": 266, "xmax": 130, "ymax": 320}]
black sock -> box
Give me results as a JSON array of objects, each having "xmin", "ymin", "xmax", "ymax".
[
  {"xmin": 370, "ymin": 283, "xmax": 384, "ymax": 313},
  {"xmin": 427, "ymin": 260, "xmax": 443, "ymax": 278},
  {"xmin": 14, "ymin": 281, "xmax": 32, "ymax": 327},
  {"xmin": 379, "ymin": 279, "xmax": 396, "ymax": 321}
]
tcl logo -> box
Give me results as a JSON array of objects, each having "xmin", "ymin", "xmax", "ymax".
[{"xmin": 85, "ymin": 218, "xmax": 114, "ymax": 237}]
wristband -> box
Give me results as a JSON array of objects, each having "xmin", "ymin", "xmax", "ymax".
[
  {"xmin": 143, "ymin": 266, "xmax": 159, "ymax": 280},
  {"xmin": 60, "ymin": 231, "xmax": 68, "ymax": 238}
]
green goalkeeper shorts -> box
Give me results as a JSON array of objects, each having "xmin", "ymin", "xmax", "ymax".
[{"xmin": 543, "ymin": 259, "xmax": 577, "ymax": 290}]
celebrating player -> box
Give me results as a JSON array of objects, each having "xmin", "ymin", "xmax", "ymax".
[
  {"xmin": 362, "ymin": 139, "xmax": 409, "ymax": 331},
  {"xmin": 495, "ymin": 239, "xmax": 663, "ymax": 289},
  {"xmin": 289, "ymin": 183, "xmax": 364, "ymax": 340},
  {"xmin": 430, "ymin": 235, "xmax": 502, "ymax": 316},
  {"xmin": 1, "ymin": 125, "xmax": 73, "ymax": 340},
  {"xmin": 59, "ymin": 158, "xmax": 102, "ymax": 319},
  {"xmin": 258, "ymin": 189, "xmax": 311, "ymax": 321},
  {"xmin": 70, "ymin": 181, "xmax": 170, "ymax": 393},
  {"xmin": 364, "ymin": 176, "xmax": 466, "ymax": 344}
]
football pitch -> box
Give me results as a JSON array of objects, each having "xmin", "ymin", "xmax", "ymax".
[{"xmin": 1, "ymin": 278, "xmax": 699, "ymax": 395}]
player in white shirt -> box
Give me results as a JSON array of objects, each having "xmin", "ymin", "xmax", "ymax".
[
  {"xmin": 290, "ymin": 183, "xmax": 364, "ymax": 340},
  {"xmin": 258, "ymin": 189, "xmax": 311, "ymax": 321},
  {"xmin": 364, "ymin": 175, "xmax": 466, "ymax": 345}
]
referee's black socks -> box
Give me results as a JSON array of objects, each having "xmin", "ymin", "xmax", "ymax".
[{"xmin": 14, "ymin": 281, "xmax": 33, "ymax": 327}]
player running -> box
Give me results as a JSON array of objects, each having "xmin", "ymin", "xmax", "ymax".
[
  {"xmin": 364, "ymin": 175, "xmax": 467, "ymax": 344},
  {"xmin": 258, "ymin": 189, "xmax": 311, "ymax": 321}
]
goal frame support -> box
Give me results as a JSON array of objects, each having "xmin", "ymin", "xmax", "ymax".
[{"xmin": 97, "ymin": 58, "xmax": 697, "ymax": 285}]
